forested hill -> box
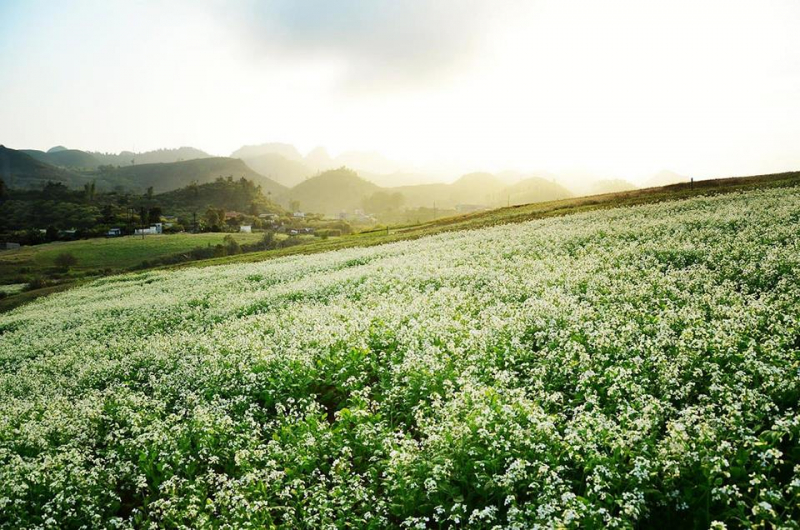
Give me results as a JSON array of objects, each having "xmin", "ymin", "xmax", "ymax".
[
  {"xmin": 152, "ymin": 177, "xmax": 284, "ymax": 218},
  {"xmin": 0, "ymin": 147, "xmax": 286, "ymax": 196},
  {"xmin": 0, "ymin": 146, "xmax": 90, "ymax": 189},
  {"xmin": 95, "ymin": 157, "xmax": 287, "ymax": 195}
]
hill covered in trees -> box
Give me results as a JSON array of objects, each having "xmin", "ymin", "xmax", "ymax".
[
  {"xmin": 152, "ymin": 176, "xmax": 284, "ymax": 219},
  {"xmin": 17, "ymin": 146, "xmax": 212, "ymax": 170},
  {"xmin": 92, "ymin": 157, "xmax": 286, "ymax": 195},
  {"xmin": 0, "ymin": 146, "xmax": 90, "ymax": 189},
  {"xmin": 280, "ymin": 168, "xmax": 380, "ymax": 215},
  {"xmin": 0, "ymin": 147, "xmax": 286, "ymax": 196}
]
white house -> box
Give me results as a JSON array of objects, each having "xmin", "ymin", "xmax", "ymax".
[
  {"xmin": 240, "ymin": 225, "xmax": 252, "ymax": 233},
  {"xmin": 134, "ymin": 223, "xmax": 163, "ymax": 235}
]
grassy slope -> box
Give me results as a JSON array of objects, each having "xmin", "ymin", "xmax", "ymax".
[{"xmin": 0, "ymin": 233, "xmax": 264, "ymax": 284}]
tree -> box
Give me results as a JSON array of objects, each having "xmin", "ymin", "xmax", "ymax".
[
  {"xmin": 204, "ymin": 208, "xmax": 224, "ymax": 230},
  {"xmin": 146, "ymin": 186, "xmax": 154, "ymax": 201},
  {"xmin": 54, "ymin": 252, "xmax": 78, "ymax": 271},
  {"xmin": 290, "ymin": 200, "xmax": 301, "ymax": 213},
  {"xmin": 0, "ymin": 178, "xmax": 7, "ymax": 200},
  {"xmin": 102, "ymin": 204, "xmax": 114, "ymax": 224},
  {"xmin": 363, "ymin": 191, "xmax": 405, "ymax": 214},
  {"xmin": 223, "ymin": 234, "xmax": 241, "ymax": 255},
  {"xmin": 45, "ymin": 225, "xmax": 59, "ymax": 241},
  {"xmin": 148, "ymin": 206, "xmax": 162, "ymax": 225}
]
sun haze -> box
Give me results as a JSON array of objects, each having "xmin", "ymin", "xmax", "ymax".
[{"xmin": 1, "ymin": 0, "xmax": 799, "ymax": 183}]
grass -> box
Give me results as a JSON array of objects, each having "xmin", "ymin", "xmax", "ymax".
[{"xmin": 0, "ymin": 232, "xmax": 264, "ymax": 284}]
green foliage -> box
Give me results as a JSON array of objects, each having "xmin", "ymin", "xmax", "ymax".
[
  {"xmin": 53, "ymin": 252, "xmax": 78, "ymax": 270},
  {"xmin": 362, "ymin": 190, "xmax": 405, "ymax": 214}
]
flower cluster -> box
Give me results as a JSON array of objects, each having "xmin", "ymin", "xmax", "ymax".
[{"xmin": 1, "ymin": 188, "xmax": 799, "ymax": 528}]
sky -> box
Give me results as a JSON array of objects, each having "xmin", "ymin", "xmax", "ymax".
[{"xmin": 1, "ymin": 0, "xmax": 799, "ymax": 183}]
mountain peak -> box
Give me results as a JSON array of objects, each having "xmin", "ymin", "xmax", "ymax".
[{"xmin": 231, "ymin": 142, "xmax": 303, "ymax": 162}]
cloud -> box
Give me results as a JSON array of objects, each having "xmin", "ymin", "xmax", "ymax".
[{"xmin": 228, "ymin": 0, "xmax": 498, "ymax": 89}]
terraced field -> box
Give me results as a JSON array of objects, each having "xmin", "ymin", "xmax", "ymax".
[{"xmin": 1, "ymin": 188, "xmax": 799, "ymax": 528}]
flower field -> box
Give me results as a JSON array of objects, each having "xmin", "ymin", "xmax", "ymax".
[{"xmin": 1, "ymin": 188, "xmax": 799, "ymax": 529}]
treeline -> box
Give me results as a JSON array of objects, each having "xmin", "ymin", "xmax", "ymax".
[{"xmin": 0, "ymin": 176, "xmax": 284, "ymax": 245}]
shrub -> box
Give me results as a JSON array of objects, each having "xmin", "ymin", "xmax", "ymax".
[
  {"xmin": 25, "ymin": 275, "xmax": 48, "ymax": 290},
  {"xmin": 54, "ymin": 252, "xmax": 78, "ymax": 271}
]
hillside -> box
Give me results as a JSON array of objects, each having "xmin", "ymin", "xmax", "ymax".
[
  {"xmin": 96, "ymin": 157, "xmax": 287, "ymax": 195},
  {"xmin": 1, "ymin": 185, "xmax": 798, "ymax": 527},
  {"xmin": 231, "ymin": 142, "xmax": 304, "ymax": 161},
  {"xmin": 646, "ymin": 169, "xmax": 689, "ymax": 187},
  {"xmin": 240, "ymin": 153, "xmax": 312, "ymax": 188},
  {"xmin": 17, "ymin": 146, "xmax": 212, "ymax": 169},
  {"xmin": 0, "ymin": 146, "xmax": 89, "ymax": 188},
  {"xmin": 504, "ymin": 176, "xmax": 573, "ymax": 205},
  {"xmin": 282, "ymin": 167, "xmax": 379, "ymax": 214},
  {"xmin": 394, "ymin": 172, "xmax": 559, "ymax": 209},
  {"xmin": 151, "ymin": 177, "xmax": 284, "ymax": 218},
  {"xmin": 589, "ymin": 178, "xmax": 638, "ymax": 195},
  {"xmin": 89, "ymin": 146, "xmax": 211, "ymax": 166},
  {"xmin": 21, "ymin": 148, "xmax": 101, "ymax": 169}
]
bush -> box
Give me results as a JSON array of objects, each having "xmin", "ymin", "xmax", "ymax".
[
  {"xmin": 223, "ymin": 235, "xmax": 242, "ymax": 255},
  {"xmin": 25, "ymin": 275, "xmax": 48, "ymax": 291},
  {"xmin": 54, "ymin": 252, "xmax": 78, "ymax": 271}
]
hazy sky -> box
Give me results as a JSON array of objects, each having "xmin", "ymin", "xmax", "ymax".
[{"xmin": 1, "ymin": 0, "xmax": 799, "ymax": 182}]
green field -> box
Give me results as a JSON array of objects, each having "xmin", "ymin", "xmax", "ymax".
[
  {"xmin": 1, "ymin": 186, "xmax": 798, "ymax": 528},
  {"xmin": 0, "ymin": 232, "xmax": 264, "ymax": 284}
]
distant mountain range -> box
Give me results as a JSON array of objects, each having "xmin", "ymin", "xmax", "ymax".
[
  {"xmin": 4, "ymin": 142, "xmax": 702, "ymax": 218},
  {"xmin": 20, "ymin": 146, "xmax": 211, "ymax": 169},
  {"xmin": 280, "ymin": 168, "xmax": 574, "ymax": 215},
  {"xmin": 230, "ymin": 142, "xmax": 406, "ymax": 187},
  {"xmin": 0, "ymin": 146, "xmax": 285, "ymax": 195}
]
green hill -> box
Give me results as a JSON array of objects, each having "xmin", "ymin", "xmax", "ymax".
[
  {"xmin": 282, "ymin": 167, "xmax": 379, "ymax": 214},
  {"xmin": 151, "ymin": 177, "xmax": 284, "ymax": 218},
  {"xmin": 21, "ymin": 148, "xmax": 101, "ymax": 169},
  {"xmin": 504, "ymin": 177, "xmax": 573, "ymax": 206},
  {"xmin": 92, "ymin": 157, "xmax": 287, "ymax": 195},
  {"xmin": 0, "ymin": 146, "xmax": 89, "ymax": 188},
  {"xmin": 89, "ymin": 146, "xmax": 211, "ymax": 166},
  {"xmin": 0, "ymin": 147, "xmax": 286, "ymax": 196}
]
